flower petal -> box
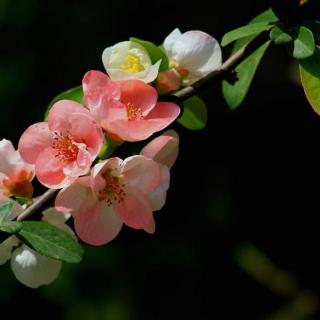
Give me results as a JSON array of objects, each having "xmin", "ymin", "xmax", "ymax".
[
  {"xmin": 75, "ymin": 195, "xmax": 123, "ymax": 245},
  {"xmin": 140, "ymin": 130, "xmax": 179, "ymax": 168},
  {"xmin": 83, "ymin": 70, "xmax": 121, "ymax": 107},
  {"xmin": 163, "ymin": 28, "xmax": 182, "ymax": 59},
  {"xmin": 115, "ymin": 186, "xmax": 152, "ymax": 229},
  {"xmin": 146, "ymin": 164, "xmax": 170, "ymax": 211},
  {"xmin": 90, "ymin": 97, "xmax": 127, "ymax": 130},
  {"xmin": 18, "ymin": 122, "xmax": 53, "ymax": 164},
  {"xmin": 120, "ymin": 80, "xmax": 157, "ymax": 116},
  {"xmin": 122, "ymin": 155, "xmax": 162, "ymax": 194},
  {"xmin": 0, "ymin": 139, "xmax": 26, "ymax": 178},
  {"xmin": 0, "ymin": 236, "xmax": 19, "ymax": 265},
  {"xmin": 171, "ymin": 31, "xmax": 222, "ymax": 72},
  {"xmin": 143, "ymin": 217, "xmax": 156, "ymax": 234},
  {"xmin": 108, "ymin": 102, "xmax": 180, "ymax": 142},
  {"xmin": 69, "ymin": 113, "xmax": 104, "ymax": 158},
  {"xmin": 55, "ymin": 176, "xmax": 91, "ymax": 214},
  {"xmin": 48, "ymin": 100, "xmax": 90, "ymax": 134},
  {"xmin": 35, "ymin": 148, "xmax": 67, "ymax": 189},
  {"xmin": 11, "ymin": 245, "xmax": 62, "ymax": 288}
]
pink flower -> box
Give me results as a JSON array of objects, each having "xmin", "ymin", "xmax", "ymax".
[
  {"xmin": 140, "ymin": 130, "xmax": 180, "ymax": 234},
  {"xmin": 55, "ymin": 155, "xmax": 170, "ymax": 245},
  {"xmin": 82, "ymin": 70, "xmax": 180, "ymax": 142},
  {"xmin": 18, "ymin": 100, "xmax": 104, "ymax": 189},
  {"xmin": 0, "ymin": 139, "xmax": 34, "ymax": 199}
]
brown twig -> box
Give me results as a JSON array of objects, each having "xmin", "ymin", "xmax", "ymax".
[
  {"xmin": 17, "ymin": 189, "xmax": 58, "ymax": 221},
  {"xmin": 17, "ymin": 32, "xmax": 269, "ymax": 221}
]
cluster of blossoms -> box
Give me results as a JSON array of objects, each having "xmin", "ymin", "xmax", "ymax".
[{"xmin": 0, "ymin": 28, "xmax": 222, "ymax": 287}]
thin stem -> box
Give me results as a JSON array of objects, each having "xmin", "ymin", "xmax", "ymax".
[
  {"xmin": 17, "ymin": 189, "xmax": 58, "ymax": 221},
  {"xmin": 17, "ymin": 32, "xmax": 269, "ymax": 221}
]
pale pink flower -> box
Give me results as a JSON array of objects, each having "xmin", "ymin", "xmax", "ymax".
[
  {"xmin": 82, "ymin": 70, "xmax": 180, "ymax": 142},
  {"xmin": 18, "ymin": 100, "xmax": 104, "ymax": 189},
  {"xmin": 163, "ymin": 28, "xmax": 222, "ymax": 85},
  {"xmin": 140, "ymin": 130, "xmax": 180, "ymax": 234},
  {"xmin": 0, "ymin": 139, "xmax": 34, "ymax": 199},
  {"xmin": 56, "ymin": 155, "xmax": 170, "ymax": 245}
]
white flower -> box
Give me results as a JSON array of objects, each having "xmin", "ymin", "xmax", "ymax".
[
  {"xmin": 102, "ymin": 41, "xmax": 161, "ymax": 83},
  {"xmin": 163, "ymin": 28, "xmax": 222, "ymax": 85},
  {"xmin": 0, "ymin": 202, "xmax": 73, "ymax": 288}
]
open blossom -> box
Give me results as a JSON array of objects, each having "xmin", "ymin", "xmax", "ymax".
[
  {"xmin": 0, "ymin": 201, "xmax": 71, "ymax": 288},
  {"xmin": 163, "ymin": 28, "xmax": 222, "ymax": 85},
  {"xmin": 18, "ymin": 100, "xmax": 104, "ymax": 189},
  {"xmin": 0, "ymin": 139, "xmax": 34, "ymax": 199},
  {"xmin": 140, "ymin": 130, "xmax": 180, "ymax": 234},
  {"xmin": 102, "ymin": 41, "xmax": 161, "ymax": 83},
  {"xmin": 83, "ymin": 70, "xmax": 180, "ymax": 142},
  {"xmin": 56, "ymin": 155, "xmax": 170, "ymax": 245}
]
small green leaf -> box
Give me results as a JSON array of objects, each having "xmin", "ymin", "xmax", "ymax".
[
  {"xmin": 18, "ymin": 221, "xmax": 84, "ymax": 263},
  {"xmin": 130, "ymin": 37, "xmax": 169, "ymax": 72},
  {"xmin": 287, "ymin": 26, "xmax": 315, "ymax": 59},
  {"xmin": 299, "ymin": 47, "xmax": 320, "ymax": 114},
  {"xmin": 15, "ymin": 196, "xmax": 29, "ymax": 206},
  {"xmin": 222, "ymin": 23, "xmax": 272, "ymax": 47},
  {"xmin": 44, "ymin": 85, "xmax": 83, "ymax": 120},
  {"xmin": 232, "ymin": 8, "xmax": 278, "ymax": 53},
  {"xmin": 222, "ymin": 41, "xmax": 271, "ymax": 110},
  {"xmin": 178, "ymin": 96, "xmax": 207, "ymax": 130},
  {"xmin": 270, "ymin": 24, "xmax": 293, "ymax": 44},
  {"xmin": 0, "ymin": 221, "xmax": 23, "ymax": 234},
  {"xmin": 0, "ymin": 202, "xmax": 13, "ymax": 223}
]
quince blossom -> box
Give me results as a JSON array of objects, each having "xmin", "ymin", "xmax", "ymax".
[
  {"xmin": 0, "ymin": 139, "xmax": 34, "ymax": 199},
  {"xmin": 18, "ymin": 100, "xmax": 104, "ymax": 189},
  {"xmin": 163, "ymin": 28, "xmax": 222, "ymax": 85},
  {"xmin": 83, "ymin": 70, "xmax": 180, "ymax": 142},
  {"xmin": 0, "ymin": 203, "xmax": 71, "ymax": 288},
  {"xmin": 56, "ymin": 155, "xmax": 170, "ymax": 245},
  {"xmin": 102, "ymin": 41, "xmax": 161, "ymax": 83}
]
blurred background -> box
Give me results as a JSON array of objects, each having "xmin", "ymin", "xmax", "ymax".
[{"xmin": 1, "ymin": 0, "xmax": 320, "ymax": 319}]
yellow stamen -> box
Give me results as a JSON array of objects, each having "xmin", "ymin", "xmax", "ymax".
[{"xmin": 121, "ymin": 54, "xmax": 145, "ymax": 74}]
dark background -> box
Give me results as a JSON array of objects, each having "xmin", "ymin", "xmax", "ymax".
[{"xmin": 1, "ymin": 0, "xmax": 320, "ymax": 319}]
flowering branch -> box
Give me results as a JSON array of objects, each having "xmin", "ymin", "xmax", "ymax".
[{"xmin": 15, "ymin": 32, "xmax": 267, "ymax": 223}]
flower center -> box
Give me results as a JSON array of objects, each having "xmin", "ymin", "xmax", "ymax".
[
  {"xmin": 121, "ymin": 54, "xmax": 145, "ymax": 74},
  {"xmin": 52, "ymin": 132, "xmax": 79, "ymax": 162},
  {"xmin": 126, "ymin": 102, "xmax": 144, "ymax": 121},
  {"xmin": 169, "ymin": 60, "xmax": 189, "ymax": 78},
  {"xmin": 99, "ymin": 169, "xmax": 126, "ymax": 206}
]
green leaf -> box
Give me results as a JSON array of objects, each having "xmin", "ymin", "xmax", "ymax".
[
  {"xmin": 178, "ymin": 96, "xmax": 207, "ymax": 130},
  {"xmin": 232, "ymin": 8, "xmax": 278, "ymax": 54},
  {"xmin": 18, "ymin": 221, "xmax": 84, "ymax": 263},
  {"xmin": 0, "ymin": 221, "xmax": 23, "ymax": 234},
  {"xmin": 222, "ymin": 23, "xmax": 272, "ymax": 47},
  {"xmin": 299, "ymin": 47, "xmax": 320, "ymax": 114},
  {"xmin": 44, "ymin": 85, "xmax": 83, "ymax": 120},
  {"xmin": 222, "ymin": 41, "xmax": 271, "ymax": 110},
  {"xmin": 270, "ymin": 24, "xmax": 293, "ymax": 44},
  {"xmin": 130, "ymin": 37, "xmax": 169, "ymax": 72},
  {"xmin": 287, "ymin": 26, "xmax": 315, "ymax": 59},
  {"xmin": 303, "ymin": 20, "xmax": 320, "ymax": 39},
  {"xmin": 0, "ymin": 202, "xmax": 13, "ymax": 223}
]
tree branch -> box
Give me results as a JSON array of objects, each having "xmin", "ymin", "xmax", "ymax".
[{"xmin": 17, "ymin": 32, "xmax": 269, "ymax": 221}]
